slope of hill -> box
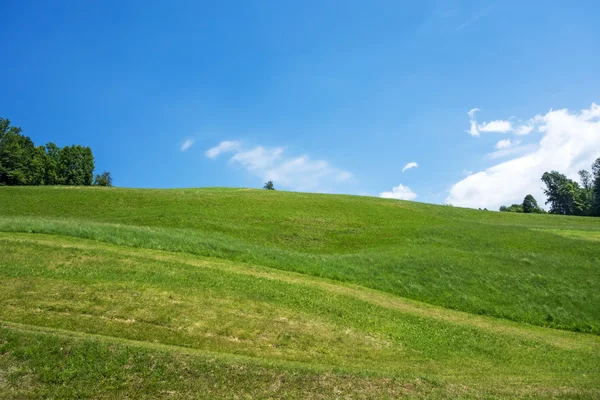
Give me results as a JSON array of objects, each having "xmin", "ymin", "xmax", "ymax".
[{"xmin": 1, "ymin": 186, "xmax": 599, "ymax": 398}]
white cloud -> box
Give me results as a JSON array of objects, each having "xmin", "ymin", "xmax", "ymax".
[
  {"xmin": 402, "ymin": 162, "xmax": 418, "ymax": 173},
  {"xmin": 447, "ymin": 103, "xmax": 600, "ymax": 210},
  {"xmin": 468, "ymin": 109, "xmax": 544, "ymax": 136},
  {"xmin": 515, "ymin": 115, "xmax": 545, "ymax": 135},
  {"xmin": 468, "ymin": 108, "xmax": 480, "ymax": 119},
  {"xmin": 467, "ymin": 109, "xmax": 513, "ymax": 136},
  {"xmin": 180, "ymin": 139, "xmax": 195, "ymax": 152},
  {"xmin": 580, "ymin": 103, "xmax": 600, "ymax": 121},
  {"xmin": 467, "ymin": 108, "xmax": 481, "ymax": 136},
  {"xmin": 206, "ymin": 141, "xmax": 353, "ymax": 192},
  {"xmin": 205, "ymin": 140, "xmax": 241, "ymax": 159},
  {"xmin": 495, "ymin": 139, "xmax": 521, "ymax": 150},
  {"xmin": 515, "ymin": 124, "xmax": 534, "ymax": 135},
  {"xmin": 495, "ymin": 139, "xmax": 511, "ymax": 149},
  {"xmin": 231, "ymin": 146, "xmax": 283, "ymax": 170},
  {"xmin": 479, "ymin": 120, "xmax": 513, "ymax": 133},
  {"xmin": 379, "ymin": 184, "xmax": 417, "ymax": 201},
  {"xmin": 486, "ymin": 143, "xmax": 536, "ymax": 160}
]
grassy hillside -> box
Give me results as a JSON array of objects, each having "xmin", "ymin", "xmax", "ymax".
[
  {"xmin": 2, "ymin": 186, "xmax": 599, "ymax": 333},
  {"xmin": 1, "ymin": 186, "xmax": 599, "ymax": 398}
]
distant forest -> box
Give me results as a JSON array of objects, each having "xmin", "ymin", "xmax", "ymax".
[
  {"xmin": 0, "ymin": 117, "xmax": 111, "ymax": 186},
  {"xmin": 500, "ymin": 157, "xmax": 600, "ymax": 217}
]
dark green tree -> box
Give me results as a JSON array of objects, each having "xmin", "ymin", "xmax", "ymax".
[
  {"xmin": 263, "ymin": 180, "xmax": 275, "ymax": 190},
  {"xmin": 0, "ymin": 128, "xmax": 36, "ymax": 185},
  {"xmin": 579, "ymin": 169, "xmax": 593, "ymax": 191},
  {"xmin": 0, "ymin": 117, "xmax": 22, "ymax": 143},
  {"xmin": 522, "ymin": 194, "xmax": 540, "ymax": 213},
  {"xmin": 578, "ymin": 169, "xmax": 594, "ymax": 214},
  {"xmin": 0, "ymin": 117, "xmax": 103, "ymax": 187},
  {"xmin": 93, "ymin": 171, "xmax": 112, "ymax": 187},
  {"xmin": 499, "ymin": 204, "xmax": 523, "ymax": 213},
  {"xmin": 541, "ymin": 171, "xmax": 586, "ymax": 215},
  {"xmin": 58, "ymin": 145, "xmax": 95, "ymax": 186},
  {"xmin": 29, "ymin": 146, "xmax": 48, "ymax": 185},
  {"xmin": 43, "ymin": 142, "xmax": 61, "ymax": 185},
  {"xmin": 591, "ymin": 157, "xmax": 600, "ymax": 216}
]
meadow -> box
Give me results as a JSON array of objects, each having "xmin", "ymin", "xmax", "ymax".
[{"xmin": 1, "ymin": 186, "xmax": 599, "ymax": 398}]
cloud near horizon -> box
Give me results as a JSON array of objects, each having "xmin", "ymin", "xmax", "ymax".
[
  {"xmin": 448, "ymin": 103, "xmax": 600, "ymax": 210},
  {"xmin": 205, "ymin": 141, "xmax": 353, "ymax": 192},
  {"xmin": 379, "ymin": 184, "xmax": 417, "ymax": 201}
]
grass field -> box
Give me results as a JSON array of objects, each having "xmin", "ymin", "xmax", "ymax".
[{"xmin": 1, "ymin": 186, "xmax": 599, "ymax": 398}]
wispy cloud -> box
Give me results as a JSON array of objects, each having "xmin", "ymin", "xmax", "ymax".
[
  {"xmin": 467, "ymin": 108, "xmax": 481, "ymax": 136},
  {"xmin": 379, "ymin": 184, "xmax": 417, "ymax": 201},
  {"xmin": 486, "ymin": 143, "xmax": 535, "ymax": 160},
  {"xmin": 402, "ymin": 162, "xmax": 418, "ymax": 173},
  {"xmin": 206, "ymin": 141, "xmax": 353, "ymax": 192},
  {"xmin": 495, "ymin": 138, "xmax": 520, "ymax": 150},
  {"xmin": 205, "ymin": 140, "xmax": 240, "ymax": 159},
  {"xmin": 180, "ymin": 138, "xmax": 195, "ymax": 152},
  {"xmin": 456, "ymin": 5, "xmax": 495, "ymax": 31}
]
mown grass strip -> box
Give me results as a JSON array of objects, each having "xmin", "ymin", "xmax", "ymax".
[
  {"xmin": 1, "ymin": 232, "xmax": 598, "ymax": 352},
  {"xmin": 1, "ymin": 233, "xmax": 599, "ymax": 386}
]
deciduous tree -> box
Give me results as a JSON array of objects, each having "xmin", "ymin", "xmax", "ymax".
[
  {"xmin": 592, "ymin": 157, "xmax": 600, "ymax": 216},
  {"xmin": 541, "ymin": 171, "xmax": 585, "ymax": 215},
  {"xmin": 0, "ymin": 117, "xmax": 100, "ymax": 187},
  {"xmin": 263, "ymin": 181, "xmax": 275, "ymax": 190},
  {"xmin": 522, "ymin": 194, "xmax": 540, "ymax": 213},
  {"xmin": 93, "ymin": 171, "xmax": 112, "ymax": 187}
]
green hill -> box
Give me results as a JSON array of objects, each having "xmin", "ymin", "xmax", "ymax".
[{"xmin": 1, "ymin": 186, "xmax": 599, "ymax": 398}]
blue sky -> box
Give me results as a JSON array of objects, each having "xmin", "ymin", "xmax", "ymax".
[{"xmin": 1, "ymin": 0, "xmax": 599, "ymax": 208}]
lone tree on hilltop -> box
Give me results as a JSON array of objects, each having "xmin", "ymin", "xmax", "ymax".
[{"xmin": 263, "ymin": 180, "xmax": 275, "ymax": 190}]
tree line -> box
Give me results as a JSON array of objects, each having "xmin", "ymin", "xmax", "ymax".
[
  {"xmin": 500, "ymin": 157, "xmax": 600, "ymax": 216},
  {"xmin": 0, "ymin": 117, "xmax": 111, "ymax": 186}
]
